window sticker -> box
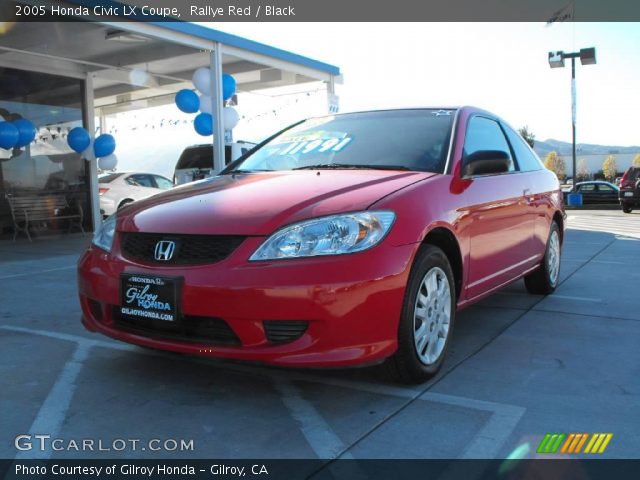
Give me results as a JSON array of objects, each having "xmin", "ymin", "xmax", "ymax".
[{"xmin": 273, "ymin": 131, "xmax": 353, "ymax": 156}]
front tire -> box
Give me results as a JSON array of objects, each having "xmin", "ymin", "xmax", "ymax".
[
  {"xmin": 385, "ymin": 245, "xmax": 456, "ymax": 384},
  {"xmin": 622, "ymin": 205, "xmax": 632, "ymax": 214},
  {"xmin": 525, "ymin": 221, "xmax": 561, "ymax": 295}
]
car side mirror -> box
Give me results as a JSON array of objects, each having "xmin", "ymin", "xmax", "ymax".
[{"xmin": 462, "ymin": 150, "xmax": 511, "ymax": 177}]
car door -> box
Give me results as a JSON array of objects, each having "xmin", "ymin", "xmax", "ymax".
[
  {"xmin": 577, "ymin": 183, "xmax": 597, "ymax": 204},
  {"xmin": 596, "ymin": 183, "xmax": 618, "ymax": 203},
  {"xmin": 461, "ymin": 116, "xmax": 535, "ymax": 300}
]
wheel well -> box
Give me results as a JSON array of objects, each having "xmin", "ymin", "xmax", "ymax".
[
  {"xmin": 421, "ymin": 227, "xmax": 463, "ymax": 300},
  {"xmin": 553, "ymin": 211, "xmax": 564, "ymax": 243},
  {"xmin": 118, "ymin": 199, "xmax": 134, "ymax": 209}
]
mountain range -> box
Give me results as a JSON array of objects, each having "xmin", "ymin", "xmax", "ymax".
[{"xmin": 533, "ymin": 139, "xmax": 640, "ymax": 158}]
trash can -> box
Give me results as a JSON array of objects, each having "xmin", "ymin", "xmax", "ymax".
[{"xmin": 567, "ymin": 193, "xmax": 583, "ymax": 207}]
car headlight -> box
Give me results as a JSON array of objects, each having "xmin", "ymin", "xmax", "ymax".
[
  {"xmin": 250, "ymin": 211, "xmax": 395, "ymax": 261},
  {"xmin": 92, "ymin": 214, "xmax": 116, "ymax": 253}
]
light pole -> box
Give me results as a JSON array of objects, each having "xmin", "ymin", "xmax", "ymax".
[{"xmin": 548, "ymin": 47, "xmax": 596, "ymax": 198}]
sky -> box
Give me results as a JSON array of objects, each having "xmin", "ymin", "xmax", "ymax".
[{"xmin": 206, "ymin": 22, "xmax": 640, "ymax": 147}]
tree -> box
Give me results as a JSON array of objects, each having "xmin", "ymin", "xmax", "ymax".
[
  {"xmin": 518, "ymin": 126, "xmax": 535, "ymax": 148},
  {"xmin": 576, "ymin": 158, "xmax": 589, "ymax": 182},
  {"xmin": 544, "ymin": 151, "xmax": 566, "ymax": 181},
  {"xmin": 633, "ymin": 153, "xmax": 640, "ymax": 167},
  {"xmin": 602, "ymin": 154, "xmax": 617, "ymax": 182}
]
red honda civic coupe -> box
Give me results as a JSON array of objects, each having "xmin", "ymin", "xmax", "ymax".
[{"xmin": 78, "ymin": 107, "xmax": 564, "ymax": 383}]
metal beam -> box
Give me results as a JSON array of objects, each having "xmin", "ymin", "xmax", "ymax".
[
  {"xmin": 210, "ymin": 44, "xmax": 225, "ymax": 174},
  {"xmin": 84, "ymin": 74, "xmax": 101, "ymax": 232}
]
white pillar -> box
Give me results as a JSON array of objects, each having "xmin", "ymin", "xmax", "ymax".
[
  {"xmin": 210, "ymin": 44, "xmax": 225, "ymax": 174},
  {"xmin": 84, "ymin": 73, "xmax": 100, "ymax": 231}
]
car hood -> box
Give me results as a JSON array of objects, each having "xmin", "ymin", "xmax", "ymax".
[{"xmin": 118, "ymin": 170, "xmax": 436, "ymax": 235}]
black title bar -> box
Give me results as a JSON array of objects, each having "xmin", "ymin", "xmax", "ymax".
[{"xmin": 2, "ymin": 0, "xmax": 640, "ymax": 22}]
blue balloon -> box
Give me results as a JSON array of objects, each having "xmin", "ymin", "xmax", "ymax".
[
  {"xmin": 194, "ymin": 113, "xmax": 213, "ymax": 136},
  {"xmin": 13, "ymin": 119, "xmax": 36, "ymax": 148},
  {"xmin": 222, "ymin": 74, "xmax": 236, "ymax": 101},
  {"xmin": 67, "ymin": 127, "xmax": 91, "ymax": 153},
  {"xmin": 0, "ymin": 121, "xmax": 19, "ymax": 149},
  {"xmin": 175, "ymin": 89, "xmax": 199, "ymax": 113},
  {"xmin": 94, "ymin": 134, "xmax": 116, "ymax": 158}
]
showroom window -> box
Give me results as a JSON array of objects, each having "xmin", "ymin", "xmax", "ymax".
[{"xmin": 0, "ymin": 67, "xmax": 91, "ymax": 238}]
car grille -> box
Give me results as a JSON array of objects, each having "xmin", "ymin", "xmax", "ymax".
[
  {"xmin": 120, "ymin": 232, "xmax": 245, "ymax": 265},
  {"xmin": 263, "ymin": 320, "xmax": 309, "ymax": 344},
  {"xmin": 113, "ymin": 307, "xmax": 241, "ymax": 346}
]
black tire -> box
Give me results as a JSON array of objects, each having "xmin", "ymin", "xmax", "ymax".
[
  {"xmin": 385, "ymin": 245, "xmax": 456, "ymax": 384},
  {"xmin": 622, "ymin": 205, "xmax": 632, "ymax": 214},
  {"xmin": 525, "ymin": 221, "xmax": 561, "ymax": 295},
  {"xmin": 118, "ymin": 199, "xmax": 134, "ymax": 210}
]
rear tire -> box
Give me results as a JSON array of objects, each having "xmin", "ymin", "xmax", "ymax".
[
  {"xmin": 525, "ymin": 221, "xmax": 561, "ymax": 295},
  {"xmin": 385, "ymin": 245, "xmax": 456, "ymax": 384},
  {"xmin": 622, "ymin": 205, "xmax": 632, "ymax": 214}
]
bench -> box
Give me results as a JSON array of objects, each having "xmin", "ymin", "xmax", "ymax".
[{"xmin": 5, "ymin": 193, "xmax": 85, "ymax": 241}]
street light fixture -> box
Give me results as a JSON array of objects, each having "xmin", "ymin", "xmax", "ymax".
[{"xmin": 547, "ymin": 47, "xmax": 597, "ymax": 198}]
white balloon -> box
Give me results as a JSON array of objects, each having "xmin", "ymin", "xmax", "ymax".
[
  {"xmin": 81, "ymin": 139, "xmax": 95, "ymax": 161},
  {"xmin": 192, "ymin": 68, "xmax": 210, "ymax": 95},
  {"xmin": 223, "ymin": 107, "xmax": 240, "ymax": 130},
  {"xmin": 98, "ymin": 153, "xmax": 118, "ymax": 171},
  {"xmin": 199, "ymin": 94, "xmax": 212, "ymax": 114}
]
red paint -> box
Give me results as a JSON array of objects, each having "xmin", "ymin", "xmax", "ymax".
[{"xmin": 78, "ymin": 107, "xmax": 564, "ymax": 367}]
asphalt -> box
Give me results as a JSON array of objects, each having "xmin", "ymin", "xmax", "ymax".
[{"xmin": 1, "ymin": 209, "xmax": 638, "ymax": 462}]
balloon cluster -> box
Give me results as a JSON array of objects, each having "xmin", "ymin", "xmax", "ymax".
[
  {"xmin": 0, "ymin": 118, "xmax": 37, "ymax": 150},
  {"xmin": 174, "ymin": 68, "xmax": 240, "ymax": 137},
  {"xmin": 67, "ymin": 127, "xmax": 118, "ymax": 171}
]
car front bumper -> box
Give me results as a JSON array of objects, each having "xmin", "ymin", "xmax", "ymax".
[{"xmin": 77, "ymin": 236, "xmax": 418, "ymax": 367}]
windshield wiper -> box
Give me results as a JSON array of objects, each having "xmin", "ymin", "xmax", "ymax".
[
  {"xmin": 293, "ymin": 164, "xmax": 411, "ymax": 171},
  {"xmin": 223, "ymin": 169, "xmax": 272, "ymax": 174}
]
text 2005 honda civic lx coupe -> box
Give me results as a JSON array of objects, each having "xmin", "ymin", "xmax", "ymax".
[{"xmin": 78, "ymin": 107, "xmax": 565, "ymax": 383}]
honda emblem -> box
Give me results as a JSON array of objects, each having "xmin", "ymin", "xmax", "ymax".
[{"xmin": 154, "ymin": 240, "xmax": 176, "ymax": 261}]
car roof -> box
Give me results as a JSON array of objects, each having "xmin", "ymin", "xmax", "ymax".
[{"xmin": 576, "ymin": 181, "xmax": 617, "ymax": 186}]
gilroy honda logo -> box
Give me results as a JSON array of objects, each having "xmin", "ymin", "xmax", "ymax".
[{"xmin": 537, "ymin": 432, "xmax": 613, "ymax": 454}]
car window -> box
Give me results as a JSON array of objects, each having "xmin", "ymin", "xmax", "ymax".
[
  {"xmin": 126, "ymin": 174, "xmax": 154, "ymax": 188},
  {"xmin": 228, "ymin": 109, "xmax": 456, "ymax": 174},
  {"xmin": 598, "ymin": 184, "xmax": 616, "ymax": 192},
  {"xmin": 625, "ymin": 167, "xmax": 639, "ymax": 182},
  {"xmin": 579, "ymin": 184, "xmax": 595, "ymax": 192},
  {"xmin": 463, "ymin": 116, "xmax": 515, "ymax": 172},
  {"xmin": 99, "ymin": 173, "xmax": 124, "ymax": 183},
  {"xmin": 501, "ymin": 123, "xmax": 542, "ymax": 172},
  {"xmin": 154, "ymin": 175, "xmax": 173, "ymax": 190}
]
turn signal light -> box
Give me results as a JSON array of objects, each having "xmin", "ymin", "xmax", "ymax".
[{"xmin": 99, "ymin": 188, "xmax": 109, "ymax": 196}]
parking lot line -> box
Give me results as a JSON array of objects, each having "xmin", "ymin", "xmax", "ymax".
[
  {"xmin": 425, "ymin": 393, "xmax": 525, "ymax": 459},
  {"xmin": 548, "ymin": 294, "xmax": 602, "ymax": 303},
  {"xmin": 14, "ymin": 342, "xmax": 93, "ymax": 460},
  {"xmin": 0, "ymin": 265, "xmax": 76, "ymax": 280},
  {"xmin": 275, "ymin": 380, "xmax": 354, "ymax": 460},
  {"xmin": 1, "ymin": 323, "xmax": 525, "ymax": 460}
]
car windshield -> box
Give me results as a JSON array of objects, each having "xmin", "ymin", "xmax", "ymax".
[{"xmin": 226, "ymin": 109, "xmax": 456, "ymax": 174}]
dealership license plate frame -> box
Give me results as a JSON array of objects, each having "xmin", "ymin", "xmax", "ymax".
[{"xmin": 119, "ymin": 273, "xmax": 182, "ymax": 323}]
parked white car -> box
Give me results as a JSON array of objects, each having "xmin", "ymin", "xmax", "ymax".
[{"xmin": 99, "ymin": 172, "xmax": 174, "ymax": 216}]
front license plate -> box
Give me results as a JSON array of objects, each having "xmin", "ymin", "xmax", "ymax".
[
  {"xmin": 119, "ymin": 274, "xmax": 180, "ymax": 322},
  {"xmin": 624, "ymin": 192, "xmax": 633, "ymax": 197}
]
